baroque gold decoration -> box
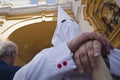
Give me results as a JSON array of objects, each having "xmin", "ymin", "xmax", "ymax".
[
  {"xmin": 101, "ymin": 2, "xmax": 120, "ymax": 34},
  {"xmin": 82, "ymin": 0, "xmax": 120, "ymax": 48}
]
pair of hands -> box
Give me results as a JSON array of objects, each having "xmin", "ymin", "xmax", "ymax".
[{"xmin": 67, "ymin": 32, "xmax": 113, "ymax": 73}]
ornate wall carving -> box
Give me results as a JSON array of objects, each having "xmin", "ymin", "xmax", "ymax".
[{"xmin": 82, "ymin": 0, "xmax": 120, "ymax": 48}]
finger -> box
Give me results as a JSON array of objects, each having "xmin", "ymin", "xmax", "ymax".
[
  {"xmin": 88, "ymin": 32, "xmax": 111, "ymax": 55},
  {"xmin": 93, "ymin": 40, "xmax": 101, "ymax": 57},
  {"xmin": 93, "ymin": 40, "xmax": 101, "ymax": 67},
  {"xmin": 74, "ymin": 50, "xmax": 84, "ymax": 73},
  {"xmin": 79, "ymin": 44, "xmax": 92, "ymax": 73},
  {"xmin": 89, "ymin": 32, "xmax": 105, "ymax": 42},
  {"xmin": 86, "ymin": 41, "xmax": 96, "ymax": 68}
]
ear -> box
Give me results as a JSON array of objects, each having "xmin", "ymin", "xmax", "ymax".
[
  {"xmin": 10, "ymin": 51, "xmax": 16, "ymax": 58},
  {"xmin": 8, "ymin": 51, "xmax": 16, "ymax": 65}
]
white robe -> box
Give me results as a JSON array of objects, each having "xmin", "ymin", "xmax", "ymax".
[
  {"xmin": 13, "ymin": 42, "xmax": 120, "ymax": 80},
  {"xmin": 13, "ymin": 6, "xmax": 120, "ymax": 80}
]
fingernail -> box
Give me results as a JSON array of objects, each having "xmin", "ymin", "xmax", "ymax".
[{"xmin": 94, "ymin": 53, "xmax": 100, "ymax": 57}]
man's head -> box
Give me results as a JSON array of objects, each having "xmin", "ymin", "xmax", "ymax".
[{"xmin": 0, "ymin": 41, "xmax": 18, "ymax": 65}]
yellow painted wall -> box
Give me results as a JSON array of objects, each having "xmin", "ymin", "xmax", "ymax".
[{"xmin": 0, "ymin": 7, "xmax": 74, "ymax": 66}]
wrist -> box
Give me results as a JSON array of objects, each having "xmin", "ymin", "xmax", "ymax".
[{"xmin": 67, "ymin": 42, "xmax": 74, "ymax": 52}]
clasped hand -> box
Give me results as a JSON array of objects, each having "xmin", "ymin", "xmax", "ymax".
[{"xmin": 67, "ymin": 32, "xmax": 113, "ymax": 73}]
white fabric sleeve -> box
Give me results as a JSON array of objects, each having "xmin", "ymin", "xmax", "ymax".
[
  {"xmin": 13, "ymin": 42, "xmax": 77, "ymax": 80},
  {"xmin": 108, "ymin": 48, "xmax": 120, "ymax": 76}
]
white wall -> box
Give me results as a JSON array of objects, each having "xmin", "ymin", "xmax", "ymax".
[{"xmin": 72, "ymin": 1, "xmax": 93, "ymax": 33}]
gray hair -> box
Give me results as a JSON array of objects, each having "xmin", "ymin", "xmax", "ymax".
[{"xmin": 0, "ymin": 41, "xmax": 18, "ymax": 59}]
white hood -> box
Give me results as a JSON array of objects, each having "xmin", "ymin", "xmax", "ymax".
[
  {"xmin": 51, "ymin": 6, "xmax": 81, "ymax": 46},
  {"xmin": 57, "ymin": 6, "xmax": 72, "ymax": 26}
]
